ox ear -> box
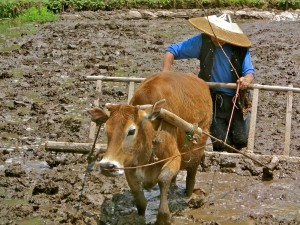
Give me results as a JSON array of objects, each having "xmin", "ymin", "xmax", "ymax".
[
  {"xmin": 88, "ymin": 107, "xmax": 109, "ymax": 124},
  {"xmin": 148, "ymin": 99, "xmax": 166, "ymax": 121}
]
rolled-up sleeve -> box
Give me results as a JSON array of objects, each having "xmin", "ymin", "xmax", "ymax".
[
  {"xmin": 242, "ymin": 49, "xmax": 255, "ymax": 78},
  {"xmin": 165, "ymin": 34, "xmax": 202, "ymax": 60}
]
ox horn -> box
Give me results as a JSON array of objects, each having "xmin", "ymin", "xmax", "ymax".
[
  {"xmin": 137, "ymin": 99, "xmax": 166, "ymax": 121},
  {"xmin": 105, "ymin": 103, "xmax": 118, "ymax": 111},
  {"xmin": 137, "ymin": 99, "xmax": 166, "ymax": 110},
  {"xmin": 148, "ymin": 99, "xmax": 166, "ymax": 120}
]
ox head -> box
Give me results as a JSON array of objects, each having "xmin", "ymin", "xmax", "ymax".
[{"xmin": 88, "ymin": 99, "xmax": 166, "ymax": 176}]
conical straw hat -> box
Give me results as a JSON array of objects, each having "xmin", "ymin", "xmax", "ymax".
[{"xmin": 188, "ymin": 14, "xmax": 251, "ymax": 47}]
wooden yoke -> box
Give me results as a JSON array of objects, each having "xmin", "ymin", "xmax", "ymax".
[
  {"xmin": 137, "ymin": 101, "xmax": 202, "ymax": 136},
  {"xmin": 137, "ymin": 101, "xmax": 277, "ymax": 172}
]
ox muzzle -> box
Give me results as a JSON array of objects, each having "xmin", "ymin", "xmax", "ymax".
[{"xmin": 99, "ymin": 158, "xmax": 124, "ymax": 176}]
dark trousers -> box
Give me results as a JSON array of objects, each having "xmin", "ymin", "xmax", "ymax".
[{"xmin": 211, "ymin": 93, "xmax": 250, "ymax": 151}]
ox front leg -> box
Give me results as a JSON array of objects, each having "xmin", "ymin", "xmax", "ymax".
[
  {"xmin": 156, "ymin": 158, "xmax": 180, "ymax": 225},
  {"xmin": 125, "ymin": 170, "xmax": 147, "ymax": 216}
]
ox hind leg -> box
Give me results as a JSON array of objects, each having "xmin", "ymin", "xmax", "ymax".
[
  {"xmin": 186, "ymin": 139, "xmax": 206, "ymax": 196},
  {"xmin": 186, "ymin": 165, "xmax": 198, "ymax": 196},
  {"xmin": 125, "ymin": 170, "xmax": 147, "ymax": 216}
]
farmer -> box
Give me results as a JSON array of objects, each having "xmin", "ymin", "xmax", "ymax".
[{"xmin": 162, "ymin": 13, "xmax": 255, "ymax": 152}]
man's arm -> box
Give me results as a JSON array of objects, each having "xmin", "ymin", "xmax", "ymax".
[
  {"xmin": 162, "ymin": 52, "xmax": 175, "ymax": 72},
  {"xmin": 239, "ymin": 49, "xmax": 255, "ymax": 90},
  {"xmin": 162, "ymin": 34, "xmax": 202, "ymax": 72}
]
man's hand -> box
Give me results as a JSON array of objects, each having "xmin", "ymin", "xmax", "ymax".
[
  {"xmin": 162, "ymin": 52, "xmax": 174, "ymax": 72},
  {"xmin": 238, "ymin": 74, "xmax": 254, "ymax": 89}
]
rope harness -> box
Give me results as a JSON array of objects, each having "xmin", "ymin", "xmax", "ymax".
[{"xmin": 90, "ymin": 126, "xmax": 269, "ymax": 172}]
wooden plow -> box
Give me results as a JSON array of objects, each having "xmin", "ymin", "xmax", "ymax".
[{"xmin": 45, "ymin": 75, "xmax": 300, "ymax": 163}]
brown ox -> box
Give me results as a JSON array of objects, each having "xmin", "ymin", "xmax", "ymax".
[{"xmin": 88, "ymin": 71, "xmax": 212, "ymax": 225}]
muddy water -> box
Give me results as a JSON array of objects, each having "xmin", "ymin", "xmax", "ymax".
[
  {"xmin": 99, "ymin": 170, "xmax": 300, "ymax": 224},
  {"xmin": 0, "ymin": 19, "xmax": 36, "ymax": 52},
  {"xmin": 174, "ymin": 172, "xmax": 300, "ymax": 224},
  {"xmin": 0, "ymin": 9, "xmax": 300, "ymax": 225}
]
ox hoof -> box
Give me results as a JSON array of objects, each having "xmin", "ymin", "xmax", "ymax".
[
  {"xmin": 155, "ymin": 221, "xmax": 172, "ymax": 225},
  {"xmin": 155, "ymin": 214, "xmax": 172, "ymax": 225}
]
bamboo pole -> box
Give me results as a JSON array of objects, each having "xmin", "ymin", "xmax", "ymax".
[
  {"xmin": 88, "ymin": 80, "xmax": 102, "ymax": 142},
  {"xmin": 45, "ymin": 141, "xmax": 106, "ymax": 154},
  {"xmin": 45, "ymin": 141, "xmax": 300, "ymax": 163},
  {"xmin": 283, "ymin": 84, "xmax": 293, "ymax": 156},
  {"xmin": 85, "ymin": 76, "xmax": 300, "ymax": 93},
  {"xmin": 205, "ymin": 151, "xmax": 300, "ymax": 163},
  {"xmin": 86, "ymin": 76, "xmax": 144, "ymax": 82},
  {"xmin": 207, "ymin": 82, "xmax": 300, "ymax": 93},
  {"xmin": 247, "ymin": 88, "xmax": 259, "ymax": 153}
]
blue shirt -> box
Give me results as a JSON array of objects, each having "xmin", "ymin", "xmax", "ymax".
[{"xmin": 166, "ymin": 34, "xmax": 255, "ymax": 96}]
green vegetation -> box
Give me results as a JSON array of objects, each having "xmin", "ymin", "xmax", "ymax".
[
  {"xmin": 17, "ymin": 6, "xmax": 59, "ymax": 22},
  {"xmin": 0, "ymin": 0, "xmax": 60, "ymax": 21},
  {"xmin": 0, "ymin": 0, "xmax": 299, "ymax": 19}
]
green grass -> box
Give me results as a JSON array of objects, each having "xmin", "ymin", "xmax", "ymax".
[
  {"xmin": 17, "ymin": 6, "xmax": 59, "ymax": 22},
  {"xmin": 0, "ymin": 0, "xmax": 46, "ymax": 18}
]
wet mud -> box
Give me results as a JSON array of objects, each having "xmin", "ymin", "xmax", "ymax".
[{"xmin": 0, "ymin": 8, "xmax": 300, "ymax": 225}]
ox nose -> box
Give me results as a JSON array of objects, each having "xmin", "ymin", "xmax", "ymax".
[
  {"xmin": 99, "ymin": 161, "xmax": 117, "ymax": 171},
  {"xmin": 99, "ymin": 159, "xmax": 124, "ymax": 176}
]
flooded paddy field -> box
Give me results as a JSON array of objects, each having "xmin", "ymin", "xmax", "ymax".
[{"xmin": 0, "ymin": 8, "xmax": 300, "ymax": 225}]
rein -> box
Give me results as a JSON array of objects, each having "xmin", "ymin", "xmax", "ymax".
[
  {"xmin": 225, "ymin": 82, "xmax": 240, "ymax": 143},
  {"xmin": 77, "ymin": 124, "xmax": 102, "ymax": 211}
]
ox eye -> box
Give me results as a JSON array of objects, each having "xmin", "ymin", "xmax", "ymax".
[{"xmin": 127, "ymin": 128, "xmax": 136, "ymax": 136}]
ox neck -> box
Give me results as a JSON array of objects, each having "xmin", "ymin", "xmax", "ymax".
[{"xmin": 150, "ymin": 120, "xmax": 163, "ymax": 162}]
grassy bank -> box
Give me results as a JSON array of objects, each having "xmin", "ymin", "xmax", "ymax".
[{"xmin": 0, "ymin": 0, "xmax": 299, "ymax": 19}]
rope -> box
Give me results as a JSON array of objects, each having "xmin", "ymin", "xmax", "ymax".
[
  {"xmin": 224, "ymin": 82, "xmax": 240, "ymax": 143},
  {"xmin": 217, "ymin": 41, "xmax": 240, "ymax": 80},
  {"xmin": 99, "ymin": 128, "xmax": 269, "ymax": 172},
  {"xmin": 101, "ymin": 137, "xmax": 213, "ymax": 171}
]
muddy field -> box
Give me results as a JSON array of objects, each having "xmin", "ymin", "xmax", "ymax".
[{"xmin": 0, "ymin": 8, "xmax": 300, "ymax": 225}]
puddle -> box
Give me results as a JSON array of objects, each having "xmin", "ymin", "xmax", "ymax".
[
  {"xmin": 23, "ymin": 160, "xmax": 50, "ymax": 173},
  {"xmin": 1, "ymin": 198, "xmax": 28, "ymax": 207},
  {"xmin": 294, "ymin": 55, "xmax": 300, "ymax": 65},
  {"xmin": 3, "ymin": 157, "xmax": 49, "ymax": 171},
  {"xmin": 17, "ymin": 218, "xmax": 43, "ymax": 225},
  {"xmin": 0, "ymin": 186, "xmax": 5, "ymax": 196},
  {"xmin": 0, "ymin": 19, "xmax": 36, "ymax": 52}
]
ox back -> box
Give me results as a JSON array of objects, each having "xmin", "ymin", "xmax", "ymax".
[{"xmin": 131, "ymin": 71, "xmax": 213, "ymax": 164}]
